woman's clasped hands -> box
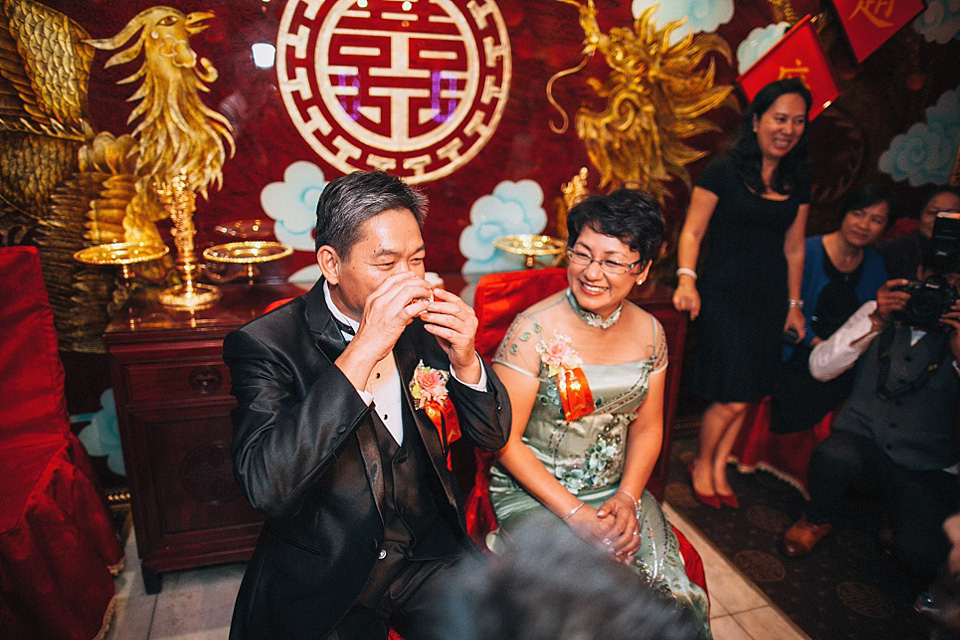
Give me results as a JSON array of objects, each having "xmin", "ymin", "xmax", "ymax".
[{"xmin": 564, "ymin": 491, "xmax": 641, "ymax": 565}]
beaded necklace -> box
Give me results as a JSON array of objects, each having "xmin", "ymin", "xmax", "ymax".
[{"xmin": 565, "ymin": 288, "xmax": 622, "ymax": 329}]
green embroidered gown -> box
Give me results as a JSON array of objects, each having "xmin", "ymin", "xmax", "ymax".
[{"xmin": 488, "ymin": 300, "xmax": 712, "ymax": 638}]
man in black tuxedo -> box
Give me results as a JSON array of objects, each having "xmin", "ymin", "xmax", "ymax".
[{"xmin": 224, "ymin": 170, "xmax": 511, "ymax": 640}]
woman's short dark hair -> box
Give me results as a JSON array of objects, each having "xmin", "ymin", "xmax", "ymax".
[
  {"xmin": 566, "ymin": 188, "xmax": 664, "ymax": 267},
  {"xmin": 314, "ymin": 170, "xmax": 427, "ymax": 256},
  {"xmin": 840, "ymin": 184, "xmax": 898, "ymax": 227},
  {"xmin": 731, "ymin": 78, "xmax": 813, "ymax": 195}
]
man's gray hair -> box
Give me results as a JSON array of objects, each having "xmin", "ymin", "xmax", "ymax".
[{"xmin": 314, "ymin": 171, "xmax": 427, "ymax": 256}]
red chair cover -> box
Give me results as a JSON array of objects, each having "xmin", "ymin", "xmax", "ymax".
[
  {"xmin": 730, "ymin": 397, "xmax": 836, "ymax": 498},
  {"xmin": 473, "ymin": 268, "xmax": 569, "ymax": 360},
  {"xmin": 464, "ymin": 268, "xmax": 708, "ymax": 595},
  {"xmin": 0, "ymin": 246, "xmax": 124, "ymax": 640}
]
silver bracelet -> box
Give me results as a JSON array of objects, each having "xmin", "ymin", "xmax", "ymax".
[
  {"xmin": 788, "ymin": 298, "xmax": 804, "ymax": 309},
  {"xmin": 561, "ymin": 501, "xmax": 585, "ymax": 521},
  {"xmin": 676, "ymin": 267, "xmax": 698, "ymax": 280},
  {"xmin": 616, "ymin": 489, "xmax": 639, "ymax": 505}
]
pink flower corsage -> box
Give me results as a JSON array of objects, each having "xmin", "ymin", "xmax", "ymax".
[
  {"xmin": 537, "ymin": 331, "xmax": 584, "ymax": 377},
  {"xmin": 537, "ymin": 331, "xmax": 594, "ymax": 422},
  {"xmin": 409, "ymin": 361, "xmax": 460, "ymax": 469},
  {"xmin": 410, "ymin": 361, "xmax": 450, "ymax": 409}
]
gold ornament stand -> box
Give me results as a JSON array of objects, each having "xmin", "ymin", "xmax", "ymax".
[
  {"xmin": 73, "ymin": 241, "xmax": 169, "ymax": 285},
  {"xmin": 493, "ymin": 234, "xmax": 565, "ymax": 269},
  {"xmin": 202, "ymin": 241, "xmax": 293, "ymax": 285},
  {"xmin": 156, "ymin": 172, "xmax": 221, "ymax": 309}
]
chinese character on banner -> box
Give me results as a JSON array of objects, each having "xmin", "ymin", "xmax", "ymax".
[
  {"xmin": 832, "ymin": 0, "xmax": 925, "ymax": 63},
  {"xmin": 737, "ymin": 16, "xmax": 839, "ymax": 120}
]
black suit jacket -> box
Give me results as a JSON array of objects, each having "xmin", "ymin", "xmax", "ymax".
[{"xmin": 223, "ymin": 280, "xmax": 511, "ymax": 639}]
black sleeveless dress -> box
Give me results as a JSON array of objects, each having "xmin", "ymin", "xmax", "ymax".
[{"xmin": 687, "ymin": 155, "xmax": 810, "ymax": 402}]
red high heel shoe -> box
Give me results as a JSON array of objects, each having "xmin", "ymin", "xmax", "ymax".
[
  {"xmin": 717, "ymin": 492, "xmax": 739, "ymax": 509},
  {"xmin": 686, "ymin": 461, "xmax": 720, "ymax": 509}
]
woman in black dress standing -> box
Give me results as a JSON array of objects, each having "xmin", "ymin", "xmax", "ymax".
[{"xmin": 672, "ymin": 78, "xmax": 812, "ymax": 508}]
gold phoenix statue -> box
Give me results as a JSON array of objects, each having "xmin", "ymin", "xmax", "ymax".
[
  {"xmin": 0, "ymin": 0, "xmax": 234, "ymax": 350},
  {"xmin": 548, "ymin": 0, "xmax": 738, "ymax": 202},
  {"xmin": 156, "ymin": 171, "xmax": 220, "ymax": 308}
]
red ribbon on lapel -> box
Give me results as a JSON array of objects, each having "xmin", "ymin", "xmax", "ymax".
[
  {"xmin": 556, "ymin": 366, "xmax": 594, "ymax": 422},
  {"xmin": 423, "ymin": 398, "xmax": 461, "ymax": 470}
]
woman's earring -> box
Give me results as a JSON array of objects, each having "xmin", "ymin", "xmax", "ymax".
[{"xmin": 637, "ymin": 278, "xmax": 644, "ymax": 286}]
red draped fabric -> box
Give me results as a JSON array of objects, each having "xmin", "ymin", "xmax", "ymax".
[
  {"xmin": 0, "ymin": 246, "xmax": 124, "ymax": 640},
  {"xmin": 730, "ymin": 397, "xmax": 837, "ymax": 498},
  {"xmin": 465, "ymin": 268, "xmax": 708, "ymax": 595}
]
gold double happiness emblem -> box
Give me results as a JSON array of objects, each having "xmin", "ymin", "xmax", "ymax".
[{"xmin": 277, "ymin": 0, "xmax": 512, "ymax": 183}]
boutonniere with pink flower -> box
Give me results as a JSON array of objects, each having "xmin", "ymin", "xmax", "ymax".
[
  {"xmin": 536, "ymin": 331, "xmax": 583, "ymax": 377},
  {"xmin": 537, "ymin": 331, "xmax": 594, "ymax": 422},
  {"xmin": 409, "ymin": 361, "xmax": 460, "ymax": 469}
]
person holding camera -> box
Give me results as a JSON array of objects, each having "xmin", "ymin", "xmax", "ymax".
[
  {"xmin": 781, "ymin": 242, "xmax": 960, "ymax": 593},
  {"xmin": 879, "ymin": 185, "xmax": 960, "ymax": 281}
]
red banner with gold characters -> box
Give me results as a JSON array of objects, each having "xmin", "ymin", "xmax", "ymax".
[
  {"xmin": 831, "ymin": 0, "xmax": 925, "ymax": 63},
  {"xmin": 736, "ymin": 15, "xmax": 839, "ymax": 120}
]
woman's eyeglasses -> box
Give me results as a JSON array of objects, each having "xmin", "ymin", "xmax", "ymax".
[{"xmin": 565, "ymin": 248, "xmax": 641, "ymax": 275}]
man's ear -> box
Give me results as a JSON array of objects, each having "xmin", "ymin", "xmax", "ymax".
[{"xmin": 317, "ymin": 246, "xmax": 340, "ymax": 285}]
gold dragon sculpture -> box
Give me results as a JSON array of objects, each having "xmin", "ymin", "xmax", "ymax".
[
  {"xmin": 0, "ymin": 0, "xmax": 234, "ymax": 351},
  {"xmin": 548, "ymin": 0, "xmax": 738, "ymax": 203}
]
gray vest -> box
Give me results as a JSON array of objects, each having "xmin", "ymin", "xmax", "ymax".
[{"xmin": 833, "ymin": 323, "xmax": 960, "ymax": 471}]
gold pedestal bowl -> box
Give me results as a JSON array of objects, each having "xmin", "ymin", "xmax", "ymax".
[
  {"xmin": 202, "ymin": 241, "xmax": 294, "ymax": 285},
  {"xmin": 73, "ymin": 242, "xmax": 170, "ymax": 284},
  {"xmin": 493, "ymin": 234, "xmax": 565, "ymax": 269}
]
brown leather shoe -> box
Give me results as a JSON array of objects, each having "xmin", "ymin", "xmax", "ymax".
[{"xmin": 781, "ymin": 515, "xmax": 832, "ymax": 557}]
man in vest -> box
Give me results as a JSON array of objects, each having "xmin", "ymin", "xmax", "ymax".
[
  {"xmin": 781, "ymin": 248, "xmax": 960, "ymax": 592},
  {"xmin": 224, "ymin": 170, "xmax": 511, "ymax": 640}
]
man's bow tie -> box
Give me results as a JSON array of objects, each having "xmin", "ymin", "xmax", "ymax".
[{"xmin": 333, "ymin": 317, "xmax": 356, "ymax": 337}]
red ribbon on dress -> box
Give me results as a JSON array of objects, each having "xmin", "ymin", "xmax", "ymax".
[
  {"xmin": 557, "ymin": 366, "xmax": 594, "ymax": 422},
  {"xmin": 424, "ymin": 398, "xmax": 461, "ymax": 470}
]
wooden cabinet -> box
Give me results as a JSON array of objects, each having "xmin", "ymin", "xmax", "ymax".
[{"xmin": 104, "ymin": 283, "xmax": 304, "ymax": 593}]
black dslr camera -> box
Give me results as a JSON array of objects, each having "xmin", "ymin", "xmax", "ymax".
[{"xmin": 892, "ymin": 212, "xmax": 960, "ymax": 332}]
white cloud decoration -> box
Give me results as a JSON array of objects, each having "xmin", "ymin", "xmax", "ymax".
[
  {"xmin": 737, "ymin": 22, "xmax": 790, "ymax": 74},
  {"xmin": 78, "ymin": 389, "xmax": 125, "ymax": 476},
  {"xmin": 879, "ymin": 87, "xmax": 960, "ymax": 187},
  {"xmin": 260, "ymin": 161, "xmax": 328, "ymax": 252},
  {"xmin": 631, "ymin": 0, "xmax": 733, "ymax": 42},
  {"xmin": 260, "ymin": 161, "xmax": 328, "ymax": 283},
  {"xmin": 459, "ymin": 180, "xmax": 548, "ymax": 275},
  {"xmin": 914, "ymin": 0, "xmax": 960, "ymax": 44}
]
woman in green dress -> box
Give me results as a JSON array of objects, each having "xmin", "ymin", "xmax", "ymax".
[{"xmin": 488, "ymin": 188, "xmax": 712, "ymax": 638}]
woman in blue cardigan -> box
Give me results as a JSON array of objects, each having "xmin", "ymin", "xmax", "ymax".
[{"xmin": 772, "ymin": 184, "xmax": 896, "ymax": 434}]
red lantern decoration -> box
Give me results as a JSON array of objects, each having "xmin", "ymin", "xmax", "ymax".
[
  {"xmin": 831, "ymin": 0, "xmax": 925, "ymax": 63},
  {"xmin": 737, "ymin": 15, "xmax": 840, "ymax": 120}
]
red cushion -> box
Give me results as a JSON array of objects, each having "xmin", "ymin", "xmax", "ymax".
[
  {"xmin": 881, "ymin": 216, "xmax": 919, "ymax": 241},
  {"xmin": 473, "ymin": 268, "xmax": 569, "ymax": 360}
]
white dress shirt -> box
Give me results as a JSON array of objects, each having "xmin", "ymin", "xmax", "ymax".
[
  {"xmin": 809, "ymin": 300, "xmax": 960, "ymax": 382},
  {"xmin": 323, "ymin": 281, "xmax": 487, "ymax": 444}
]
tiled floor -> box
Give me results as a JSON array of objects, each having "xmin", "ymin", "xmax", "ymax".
[{"xmin": 105, "ymin": 504, "xmax": 809, "ymax": 640}]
